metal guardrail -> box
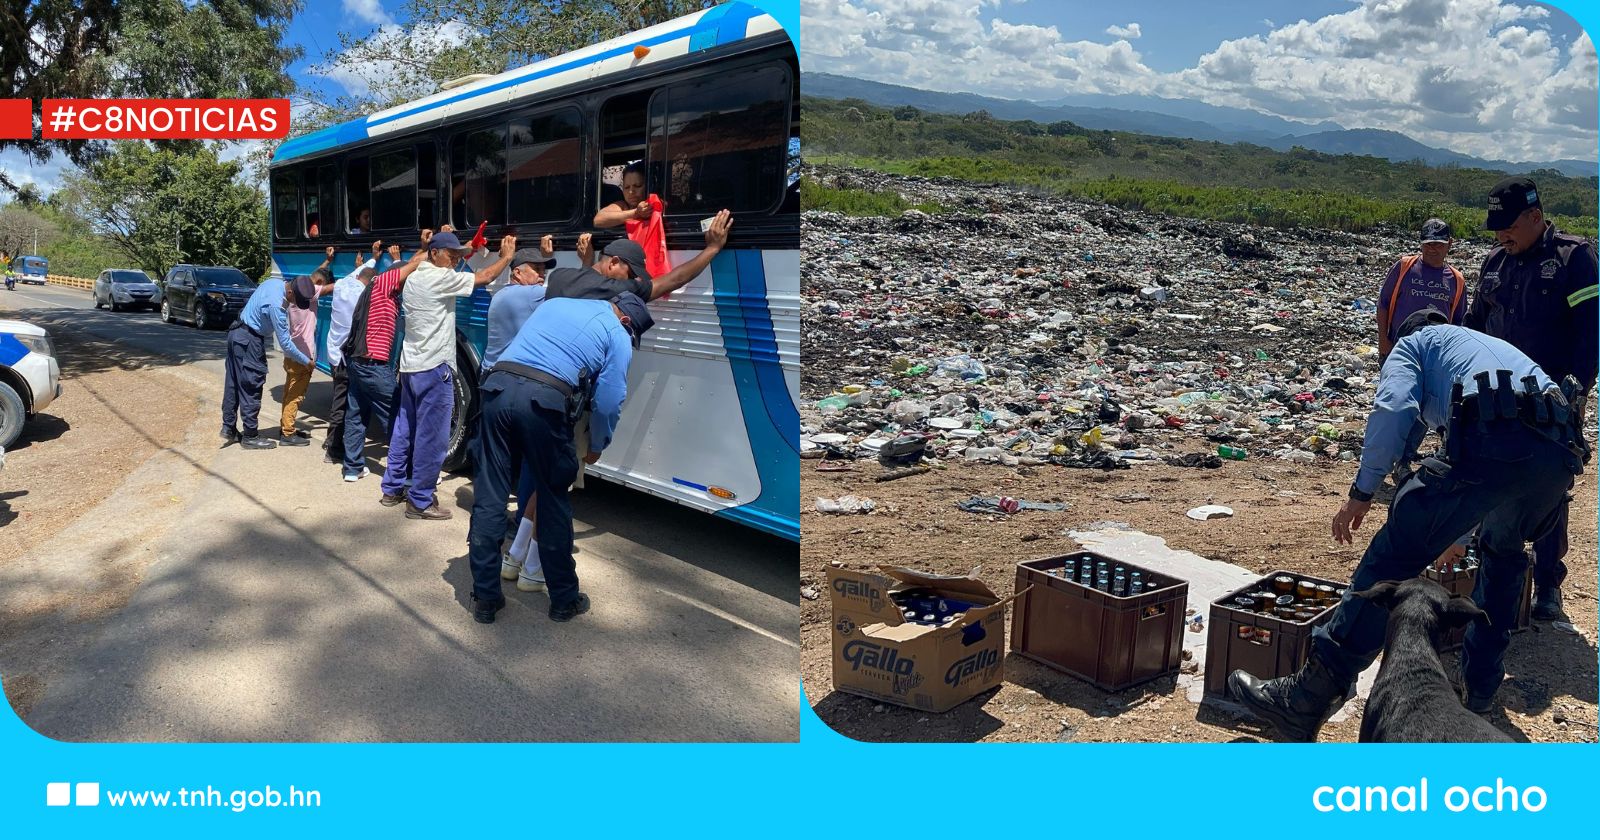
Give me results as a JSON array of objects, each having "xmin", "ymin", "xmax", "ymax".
[{"xmin": 44, "ymin": 275, "xmax": 95, "ymax": 290}]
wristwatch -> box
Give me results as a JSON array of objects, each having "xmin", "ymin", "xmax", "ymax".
[{"xmin": 1348, "ymin": 484, "xmax": 1374, "ymax": 503}]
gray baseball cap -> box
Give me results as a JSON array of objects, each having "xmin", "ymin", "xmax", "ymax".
[{"xmin": 510, "ymin": 248, "xmax": 556, "ymax": 271}]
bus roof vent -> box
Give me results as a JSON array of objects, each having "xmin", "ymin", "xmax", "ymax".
[{"xmin": 439, "ymin": 73, "xmax": 496, "ymax": 91}]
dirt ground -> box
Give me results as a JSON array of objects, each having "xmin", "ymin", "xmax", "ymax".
[
  {"xmin": 801, "ymin": 447, "xmax": 1600, "ymax": 743},
  {"xmin": 0, "ymin": 316, "xmax": 207, "ymax": 718}
]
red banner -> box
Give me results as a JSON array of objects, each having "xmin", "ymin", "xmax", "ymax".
[
  {"xmin": 0, "ymin": 99, "xmax": 32, "ymax": 139},
  {"xmin": 40, "ymin": 99, "xmax": 290, "ymax": 140}
]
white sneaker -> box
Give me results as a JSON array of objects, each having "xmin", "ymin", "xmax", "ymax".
[
  {"xmin": 500, "ymin": 555, "xmax": 523, "ymax": 581},
  {"xmin": 516, "ymin": 568, "xmax": 546, "ymax": 592},
  {"xmin": 343, "ymin": 466, "xmax": 371, "ymax": 482}
]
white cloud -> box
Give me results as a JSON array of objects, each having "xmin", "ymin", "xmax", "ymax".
[
  {"xmin": 0, "ymin": 148, "xmax": 68, "ymax": 196},
  {"xmin": 343, "ymin": 0, "xmax": 395, "ymax": 27},
  {"xmin": 801, "ymin": 0, "xmax": 1598, "ymax": 162}
]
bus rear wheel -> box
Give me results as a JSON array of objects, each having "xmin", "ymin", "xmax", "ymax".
[{"xmin": 441, "ymin": 344, "xmax": 478, "ymax": 475}]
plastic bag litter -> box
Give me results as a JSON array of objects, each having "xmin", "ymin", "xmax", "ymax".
[{"xmin": 815, "ymin": 495, "xmax": 876, "ymax": 514}]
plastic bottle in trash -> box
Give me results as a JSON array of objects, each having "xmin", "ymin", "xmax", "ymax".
[{"xmin": 1218, "ymin": 445, "xmax": 1248, "ymax": 460}]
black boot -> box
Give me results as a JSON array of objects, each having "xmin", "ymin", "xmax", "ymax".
[
  {"xmin": 1531, "ymin": 585, "xmax": 1562, "ymax": 621},
  {"xmin": 1227, "ymin": 655, "xmax": 1354, "ymax": 742}
]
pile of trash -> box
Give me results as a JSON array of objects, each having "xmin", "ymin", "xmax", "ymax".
[{"xmin": 801, "ymin": 165, "xmax": 1496, "ymax": 470}]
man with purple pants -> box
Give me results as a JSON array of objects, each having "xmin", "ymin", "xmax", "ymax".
[{"xmin": 381, "ymin": 230, "xmax": 518, "ymax": 519}]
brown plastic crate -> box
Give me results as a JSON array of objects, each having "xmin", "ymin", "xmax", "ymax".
[
  {"xmin": 1203, "ymin": 570, "xmax": 1346, "ymax": 695},
  {"xmin": 1423, "ymin": 563, "xmax": 1534, "ymax": 651},
  {"xmin": 1010, "ymin": 552, "xmax": 1188, "ymax": 692}
]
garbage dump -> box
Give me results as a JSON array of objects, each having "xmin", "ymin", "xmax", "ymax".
[{"xmin": 801, "ymin": 164, "xmax": 1498, "ymax": 469}]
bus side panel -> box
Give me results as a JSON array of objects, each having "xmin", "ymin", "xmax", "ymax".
[
  {"xmin": 272, "ymin": 252, "xmax": 350, "ymax": 374},
  {"xmin": 584, "ymin": 253, "xmax": 766, "ymax": 526},
  {"xmin": 706, "ymin": 249, "xmax": 799, "ymax": 541}
]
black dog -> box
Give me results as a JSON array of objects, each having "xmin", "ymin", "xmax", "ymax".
[{"xmin": 1354, "ymin": 578, "xmax": 1511, "ymax": 743}]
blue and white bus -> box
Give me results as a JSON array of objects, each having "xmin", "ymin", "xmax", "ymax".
[{"xmin": 267, "ymin": 3, "xmax": 798, "ymax": 541}]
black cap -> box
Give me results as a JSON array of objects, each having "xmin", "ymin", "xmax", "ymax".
[
  {"xmin": 291, "ymin": 275, "xmax": 317, "ymax": 310},
  {"xmin": 1395, "ymin": 306, "xmax": 1448, "ymax": 340},
  {"xmin": 1420, "ymin": 218, "xmax": 1452, "ymax": 243},
  {"xmin": 510, "ymin": 248, "xmax": 555, "ymax": 271},
  {"xmin": 1485, "ymin": 176, "xmax": 1540, "ymax": 231},
  {"xmin": 601, "ymin": 239, "xmax": 652, "ymax": 282},
  {"xmin": 611, "ymin": 292, "xmax": 655, "ymax": 347}
]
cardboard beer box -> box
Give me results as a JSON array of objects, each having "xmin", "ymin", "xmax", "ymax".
[{"xmin": 827, "ymin": 563, "xmax": 1022, "ymax": 713}]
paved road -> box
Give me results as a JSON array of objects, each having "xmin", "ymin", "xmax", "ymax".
[{"xmin": 1, "ymin": 283, "xmax": 799, "ymax": 742}]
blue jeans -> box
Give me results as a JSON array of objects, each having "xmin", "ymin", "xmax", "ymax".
[
  {"xmin": 468, "ymin": 372, "xmax": 581, "ymax": 609},
  {"xmin": 1312, "ymin": 421, "xmax": 1577, "ymax": 695},
  {"xmin": 381, "ymin": 363, "xmax": 455, "ymax": 508},
  {"xmin": 343, "ymin": 357, "xmax": 397, "ymax": 474}
]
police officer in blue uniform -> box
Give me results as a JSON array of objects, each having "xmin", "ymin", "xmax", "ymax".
[
  {"xmin": 1465, "ymin": 176, "xmax": 1598, "ymax": 620},
  {"xmin": 222, "ymin": 275, "xmax": 314, "ymax": 450},
  {"xmin": 1229, "ymin": 309, "xmax": 1586, "ymax": 740},
  {"xmin": 464, "ymin": 292, "xmax": 655, "ymax": 624}
]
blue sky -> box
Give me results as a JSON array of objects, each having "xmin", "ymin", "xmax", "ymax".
[{"xmin": 802, "ymin": 0, "xmax": 1598, "ymax": 162}]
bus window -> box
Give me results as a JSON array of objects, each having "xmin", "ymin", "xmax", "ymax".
[
  {"xmin": 598, "ymin": 90, "xmax": 652, "ymax": 208},
  {"xmin": 271, "ymin": 170, "xmax": 302, "ymax": 240},
  {"xmin": 508, "ymin": 108, "xmax": 581, "ymax": 224},
  {"xmin": 302, "ymin": 163, "xmax": 339, "ymax": 238},
  {"xmin": 450, "ymin": 126, "xmax": 506, "ymax": 227},
  {"xmin": 648, "ymin": 64, "xmax": 790, "ymax": 215},
  {"xmin": 418, "ymin": 142, "xmax": 439, "ymax": 230},
  {"xmin": 347, "ymin": 157, "xmax": 371, "ymax": 232},
  {"xmin": 369, "ymin": 148, "xmax": 417, "ymax": 230}
]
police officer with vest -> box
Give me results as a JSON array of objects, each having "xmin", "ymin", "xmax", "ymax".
[
  {"xmin": 1229, "ymin": 309, "xmax": 1586, "ymax": 740},
  {"xmin": 465, "ymin": 292, "xmax": 655, "ymax": 624},
  {"xmin": 1465, "ymin": 176, "xmax": 1599, "ymax": 620}
]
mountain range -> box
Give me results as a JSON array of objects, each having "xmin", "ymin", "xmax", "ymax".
[{"xmin": 804, "ymin": 73, "xmax": 1596, "ymax": 178}]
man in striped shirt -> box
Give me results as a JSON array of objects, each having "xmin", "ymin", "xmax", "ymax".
[{"xmin": 341, "ymin": 238, "xmax": 429, "ymax": 480}]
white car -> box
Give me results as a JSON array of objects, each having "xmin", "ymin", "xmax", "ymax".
[{"xmin": 0, "ymin": 318, "xmax": 63, "ymax": 449}]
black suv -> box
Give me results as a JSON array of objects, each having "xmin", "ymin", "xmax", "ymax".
[{"xmin": 160, "ymin": 265, "xmax": 256, "ymax": 330}]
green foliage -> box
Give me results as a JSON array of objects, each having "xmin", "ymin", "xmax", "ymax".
[
  {"xmin": 799, "ymin": 177, "xmax": 946, "ymax": 216},
  {"xmin": 57, "ymin": 143, "xmax": 270, "ymax": 280},
  {"xmin": 803, "ymin": 97, "xmax": 1598, "ymax": 240}
]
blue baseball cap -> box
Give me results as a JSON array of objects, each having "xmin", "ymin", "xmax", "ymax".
[
  {"xmin": 611, "ymin": 292, "xmax": 655, "ymax": 346},
  {"xmin": 428, "ymin": 231, "xmax": 473, "ymax": 253}
]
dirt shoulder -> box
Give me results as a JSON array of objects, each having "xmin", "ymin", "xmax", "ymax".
[{"xmin": 1, "ymin": 314, "xmax": 211, "ymax": 718}]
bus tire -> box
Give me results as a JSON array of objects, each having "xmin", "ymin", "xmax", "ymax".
[{"xmin": 441, "ymin": 343, "xmax": 479, "ymax": 475}]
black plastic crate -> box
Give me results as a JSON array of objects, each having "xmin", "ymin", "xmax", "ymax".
[
  {"xmin": 1011, "ymin": 552, "xmax": 1188, "ymax": 692},
  {"xmin": 1204, "ymin": 571, "xmax": 1347, "ymax": 695}
]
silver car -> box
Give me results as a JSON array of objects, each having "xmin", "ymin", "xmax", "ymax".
[{"xmin": 94, "ymin": 269, "xmax": 163, "ymax": 312}]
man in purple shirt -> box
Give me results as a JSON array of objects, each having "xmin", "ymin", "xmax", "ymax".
[{"xmin": 1376, "ymin": 218, "xmax": 1467, "ymax": 361}]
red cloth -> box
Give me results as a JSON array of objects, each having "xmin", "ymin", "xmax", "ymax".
[{"xmin": 625, "ymin": 194, "xmax": 671, "ymax": 281}]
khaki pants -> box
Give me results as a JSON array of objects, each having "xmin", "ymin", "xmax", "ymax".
[{"xmin": 281, "ymin": 357, "xmax": 313, "ymax": 435}]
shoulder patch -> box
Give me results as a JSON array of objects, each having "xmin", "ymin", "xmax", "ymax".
[{"xmin": 1541, "ymin": 258, "xmax": 1562, "ymax": 279}]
